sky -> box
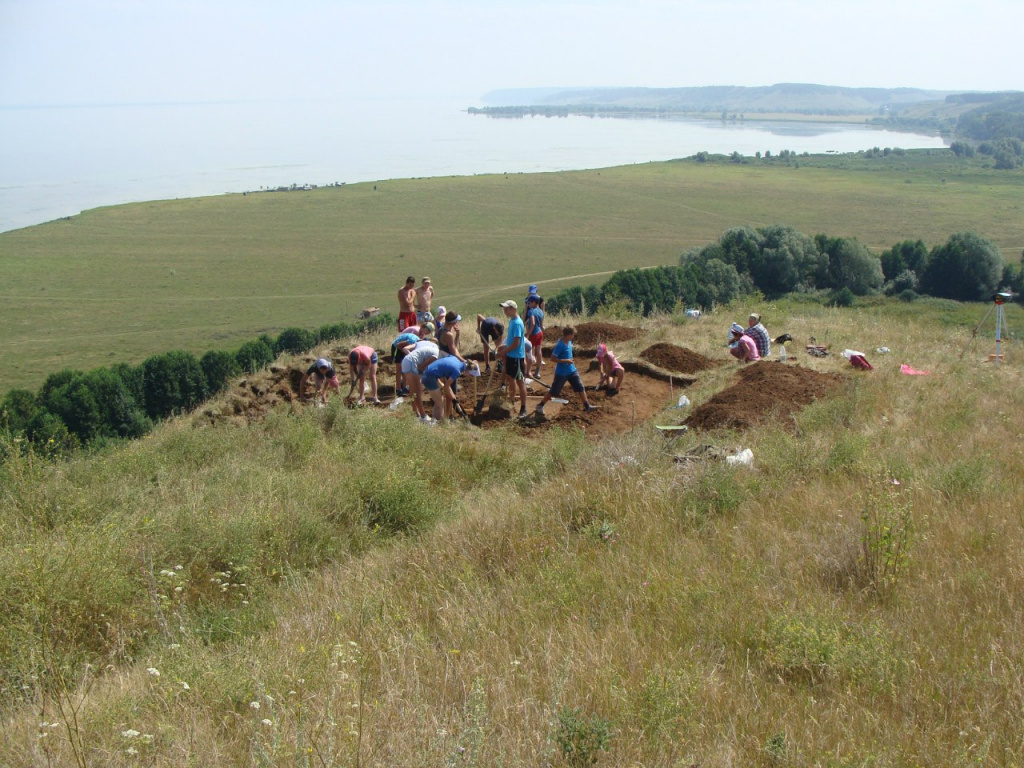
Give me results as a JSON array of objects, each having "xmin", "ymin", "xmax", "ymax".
[{"xmin": 0, "ymin": 0, "xmax": 1020, "ymax": 107}]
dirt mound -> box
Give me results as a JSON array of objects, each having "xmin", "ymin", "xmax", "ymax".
[
  {"xmin": 683, "ymin": 362, "xmax": 842, "ymax": 432},
  {"xmin": 548, "ymin": 322, "xmax": 642, "ymax": 348},
  {"xmin": 640, "ymin": 343, "xmax": 720, "ymax": 375}
]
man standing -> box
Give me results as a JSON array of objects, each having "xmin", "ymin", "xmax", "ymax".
[
  {"xmin": 524, "ymin": 295, "xmax": 545, "ymax": 379},
  {"xmin": 397, "ymin": 276, "xmax": 417, "ymax": 332},
  {"xmin": 495, "ymin": 300, "xmax": 529, "ymax": 420},
  {"xmin": 744, "ymin": 313, "xmax": 771, "ymax": 357},
  {"xmin": 415, "ymin": 277, "xmax": 434, "ymax": 324}
]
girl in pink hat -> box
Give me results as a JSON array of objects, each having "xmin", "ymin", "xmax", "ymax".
[{"xmin": 596, "ymin": 343, "xmax": 625, "ymax": 396}]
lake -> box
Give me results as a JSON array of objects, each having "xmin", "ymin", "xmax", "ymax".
[{"xmin": 0, "ymin": 97, "xmax": 946, "ymax": 234}]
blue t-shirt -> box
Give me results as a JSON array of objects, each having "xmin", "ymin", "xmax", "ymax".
[
  {"xmin": 422, "ymin": 357, "xmax": 466, "ymax": 390},
  {"xmin": 525, "ymin": 307, "xmax": 544, "ymax": 335},
  {"xmin": 393, "ymin": 332, "xmax": 419, "ymax": 348},
  {"xmin": 505, "ymin": 316, "xmax": 526, "ymax": 359},
  {"xmin": 552, "ymin": 338, "xmax": 576, "ymax": 377}
]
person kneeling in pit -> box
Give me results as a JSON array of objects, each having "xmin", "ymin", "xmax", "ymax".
[
  {"xmin": 421, "ymin": 357, "xmax": 480, "ymax": 421},
  {"xmin": 595, "ymin": 343, "xmax": 625, "ymax": 396},
  {"xmin": 536, "ymin": 326, "xmax": 597, "ymax": 417}
]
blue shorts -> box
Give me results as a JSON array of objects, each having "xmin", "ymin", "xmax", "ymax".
[{"xmin": 549, "ymin": 371, "xmax": 584, "ymax": 397}]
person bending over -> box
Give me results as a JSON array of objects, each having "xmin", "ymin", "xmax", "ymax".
[
  {"xmin": 595, "ymin": 343, "xmax": 625, "ymax": 396},
  {"xmin": 476, "ymin": 314, "xmax": 504, "ymax": 372},
  {"xmin": 301, "ymin": 357, "xmax": 340, "ymax": 404},
  {"xmin": 347, "ymin": 345, "xmax": 381, "ymax": 404}
]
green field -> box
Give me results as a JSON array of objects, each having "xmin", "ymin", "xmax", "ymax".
[{"xmin": 1, "ymin": 150, "xmax": 1021, "ymax": 392}]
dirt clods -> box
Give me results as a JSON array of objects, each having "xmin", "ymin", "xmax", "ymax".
[{"xmin": 684, "ymin": 362, "xmax": 842, "ymax": 432}]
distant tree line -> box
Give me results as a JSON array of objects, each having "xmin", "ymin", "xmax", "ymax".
[
  {"xmin": 0, "ymin": 314, "xmax": 393, "ymax": 456},
  {"xmin": 546, "ymin": 225, "xmax": 1016, "ymax": 317}
]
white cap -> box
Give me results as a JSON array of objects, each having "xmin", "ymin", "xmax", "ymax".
[{"xmin": 499, "ymin": 300, "xmax": 518, "ymax": 309}]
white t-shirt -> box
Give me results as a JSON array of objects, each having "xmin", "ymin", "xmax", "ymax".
[{"xmin": 401, "ymin": 341, "xmax": 440, "ymax": 375}]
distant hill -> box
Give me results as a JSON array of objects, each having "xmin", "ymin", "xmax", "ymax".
[{"xmin": 479, "ymin": 83, "xmax": 958, "ymax": 115}]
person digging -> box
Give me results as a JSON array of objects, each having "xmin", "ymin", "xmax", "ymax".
[
  {"xmin": 535, "ymin": 325, "xmax": 598, "ymax": 418},
  {"xmin": 300, "ymin": 357, "xmax": 341, "ymax": 404},
  {"xmin": 347, "ymin": 345, "xmax": 381, "ymax": 404}
]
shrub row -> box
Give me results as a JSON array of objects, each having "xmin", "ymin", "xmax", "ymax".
[
  {"xmin": 0, "ymin": 313, "xmax": 394, "ymax": 454},
  {"xmin": 546, "ymin": 227, "xmax": 1018, "ymax": 317}
]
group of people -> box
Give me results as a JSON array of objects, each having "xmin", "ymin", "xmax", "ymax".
[
  {"xmin": 300, "ymin": 278, "xmax": 630, "ymax": 423},
  {"xmin": 728, "ymin": 313, "xmax": 771, "ymax": 362},
  {"xmin": 302, "ymin": 276, "xmax": 772, "ymax": 423}
]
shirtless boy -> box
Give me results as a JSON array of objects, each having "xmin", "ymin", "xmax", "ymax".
[
  {"xmin": 415, "ymin": 277, "xmax": 434, "ymax": 324},
  {"xmin": 397, "ymin": 276, "xmax": 417, "ymax": 331}
]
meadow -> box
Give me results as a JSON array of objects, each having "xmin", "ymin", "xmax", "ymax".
[
  {"xmin": 1, "ymin": 150, "xmax": 1021, "ymax": 393},
  {"xmin": 3, "ymin": 294, "xmax": 1024, "ymax": 766}
]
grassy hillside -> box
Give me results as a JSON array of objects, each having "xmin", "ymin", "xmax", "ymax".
[
  {"xmin": 2, "ymin": 296, "xmax": 1024, "ymax": 766},
  {"xmin": 1, "ymin": 152, "xmax": 1022, "ymax": 393}
]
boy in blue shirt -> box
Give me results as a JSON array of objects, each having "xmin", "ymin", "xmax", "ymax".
[
  {"xmin": 422, "ymin": 357, "xmax": 479, "ymax": 421},
  {"xmin": 536, "ymin": 325, "xmax": 598, "ymax": 417},
  {"xmin": 496, "ymin": 300, "xmax": 529, "ymax": 419}
]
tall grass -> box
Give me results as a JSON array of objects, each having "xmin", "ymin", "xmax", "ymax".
[{"xmin": 3, "ymin": 298, "xmax": 1024, "ymax": 766}]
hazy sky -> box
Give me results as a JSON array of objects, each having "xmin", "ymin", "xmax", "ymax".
[{"xmin": 1, "ymin": 0, "xmax": 1020, "ymax": 106}]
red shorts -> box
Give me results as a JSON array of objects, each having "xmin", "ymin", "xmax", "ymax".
[
  {"xmin": 398, "ymin": 311, "xmax": 417, "ymax": 331},
  {"xmin": 529, "ymin": 332, "xmax": 543, "ymax": 348}
]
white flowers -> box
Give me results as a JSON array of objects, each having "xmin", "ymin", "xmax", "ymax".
[
  {"xmin": 249, "ymin": 701, "xmax": 261, "ymax": 710},
  {"xmin": 261, "ymin": 719, "xmax": 273, "ymax": 727},
  {"xmin": 146, "ymin": 668, "xmax": 160, "ymax": 677},
  {"xmin": 121, "ymin": 729, "xmax": 141, "ymax": 739}
]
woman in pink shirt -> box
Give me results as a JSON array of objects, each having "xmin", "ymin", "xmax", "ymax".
[
  {"xmin": 728, "ymin": 323, "xmax": 760, "ymax": 362},
  {"xmin": 596, "ymin": 343, "xmax": 625, "ymax": 396},
  {"xmin": 347, "ymin": 345, "xmax": 381, "ymax": 404}
]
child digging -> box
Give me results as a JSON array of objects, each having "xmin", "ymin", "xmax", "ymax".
[{"xmin": 535, "ymin": 326, "xmax": 598, "ymax": 418}]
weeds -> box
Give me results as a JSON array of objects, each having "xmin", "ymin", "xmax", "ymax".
[{"xmin": 554, "ymin": 706, "xmax": 613, "ymax": 767}]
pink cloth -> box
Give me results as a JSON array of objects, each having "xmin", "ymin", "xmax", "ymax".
[
  {"xmin": 729, "ymin": 335, "xmax": 760, "ymax": 362},
  {"xmin": 900, "ymin": 364, "xmax": 930, "ymax": 375}
]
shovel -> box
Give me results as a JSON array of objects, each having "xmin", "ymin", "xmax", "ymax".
[{"xmin": 474, "ymin": 366, "xmax": 497, "ymax": 416}]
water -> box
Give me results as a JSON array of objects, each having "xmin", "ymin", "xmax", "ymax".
[{"xmin": 0, "ymin": 97, "xmax": 946, "ymax": 234}]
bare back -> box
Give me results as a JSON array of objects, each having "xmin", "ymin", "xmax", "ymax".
[{"xmin": 398, "ymin": 285, "xmax": 415, "ymax": 312}]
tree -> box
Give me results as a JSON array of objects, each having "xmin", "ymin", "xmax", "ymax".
[
  {"xmin": 275, "ymin": 327, "xmax": 316, "ymax": 355},
  {"xmin": 750, "ymin": 226, "xmax": 825, "ymax": 296},
  {"xmin": 141, "ymin": 351, "xmax": 209, "ymax": 420},
  {"xmin": 817, "ymin": 235, "xmax": 884, "ymax": 295},
  {"xmin": 200, "ymin": 350, "xmax": 241, "ymax": 394},
  {"xmin": 921, "ymin": 232, "xmax": 1003, "ymax": 301},
  {"xmin": 880, "ymin": 240, "xmax": 929, "ymax": 282},
  {"xmin": 236, "ymin": 340, "xmax": 275, "ymax": 374},
  {"xmin": 699, "ymin": 258, "xmax": 742, "ymax": 307}
]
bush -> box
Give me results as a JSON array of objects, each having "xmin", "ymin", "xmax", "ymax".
[
  {"xmin": 236, "ymin": 340, "xmax": 275, "ymax": 374},
  {"xmin": 200, "ymin": 350, "xmax": 241, "ymax": 394},
  {"xmin": 141, "ymin": 351, "xmax": 209, "ymax": 420},
  {"xmin": 275, "ymin": 327, "xmax": 316, "ymax": 355},
  {"xmin": 829, "ymin": 286, "xmax": 856, "ymax": 307},
  {"xmin": 921, "ymin": 231, "xmax": 1003, "ymax": 301}
]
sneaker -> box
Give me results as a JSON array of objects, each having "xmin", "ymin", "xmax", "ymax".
[
  {"xmin": 535, "ymin": 404, "xmax": 545, "ymax": 416},
  {"xmin": 517, "ymin": 410, "xmax": 528, "ymax": 420},
  {"xmin": 584, "ymin": 404, "xmax": 598, "ymax": 412},
  {"xmin": 370, "ymin": 398, "xmax": 382, "ymax": 405}
]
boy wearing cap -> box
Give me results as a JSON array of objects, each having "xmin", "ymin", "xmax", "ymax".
[
  {"xmin": 301, "ymin": 357, "xmax": 341, "ymax": 404},
  {"xmin": 415, "ymin": 277, "xmax": 434, "ymax": 324},
  {"xmin": 347, "ymin": 345, "xmax": 381, "ymax": 404},
  {"xmin": 397, "ymin": 276, "xmax": 417, "ymax": 332},
  {"xmin": 496, "ymin": 300, "xmax": 529, "ymax": 419},
  {"xmin": 536, "ymin": 326, "xmax": 597, "ymax": 417},
  {"xmin": 524, "ymin": 295, "xmax": 545, "ymax": 379}
]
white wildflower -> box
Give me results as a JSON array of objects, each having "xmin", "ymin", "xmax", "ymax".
[
  {"xmin": 121, "ymin": 729, "xmax": 141, "ymax": 739},
  {"xmin": 126, "ymin": 746, "xmax": 139, "ymax": 755},
  {"xmin": 261, "ymin": 719, "xmax": 273, "ymax": 727},
  {"xmin": 180, "ymin": 681, "xmax": 191, "ymax": 690},
  {"xmin": 249, "ymin": 701, "xmax": 260, "ymax": 710}
]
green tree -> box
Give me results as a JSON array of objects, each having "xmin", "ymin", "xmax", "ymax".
[
  {"xmin": 275, "ymin": 327, "xmax": 316, "ymax": 355},
  {"xmin": 200, "ymin": 350, "xmax": 241, "ymax": 394},
  {"xmin": 880, "ymin": 240, "xmax": 929, "ymax": 282},
  {"xmin": 236, "ymin": 340, "xmax": 275, "ymax": 374},
  {"xmin": 921, "ymin": 232, "xmax": 1003, "ymax": 301},
  {"xmin": 141, "ymin": 351, "xmax": 209, "ymax": 420},
  {"xmin": 816, "ymin": 235, "xmax": 884, "ymax": 295}
]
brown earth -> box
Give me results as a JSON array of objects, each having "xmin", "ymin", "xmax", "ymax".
[
  {"xmin": 546, "ymin": 321, "xmax": 642, "ymax": 348},
  {"xmin": 683, "ymin": 361, "xmax": 843, "ymax": 432},
  {"xmin": 639, "ymin": 343, "xmax": 721, "ymax": 375}
]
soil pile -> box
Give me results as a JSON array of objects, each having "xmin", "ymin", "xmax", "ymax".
[
  {"xmin": 640, "ymin": 343, "xmax": 720, "ymax": 375},
  {"xmin": 548, "ymin": 322, "xmax": 641, "ymax": 347},
  {"xmin": 684, "ymin": 362, "xmax": 842, "ymax": 432}
]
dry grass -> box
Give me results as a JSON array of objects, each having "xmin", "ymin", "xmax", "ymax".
[{"xmin": 3, "ymin": 298, "xmax": 1024, "ymax": 766}]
